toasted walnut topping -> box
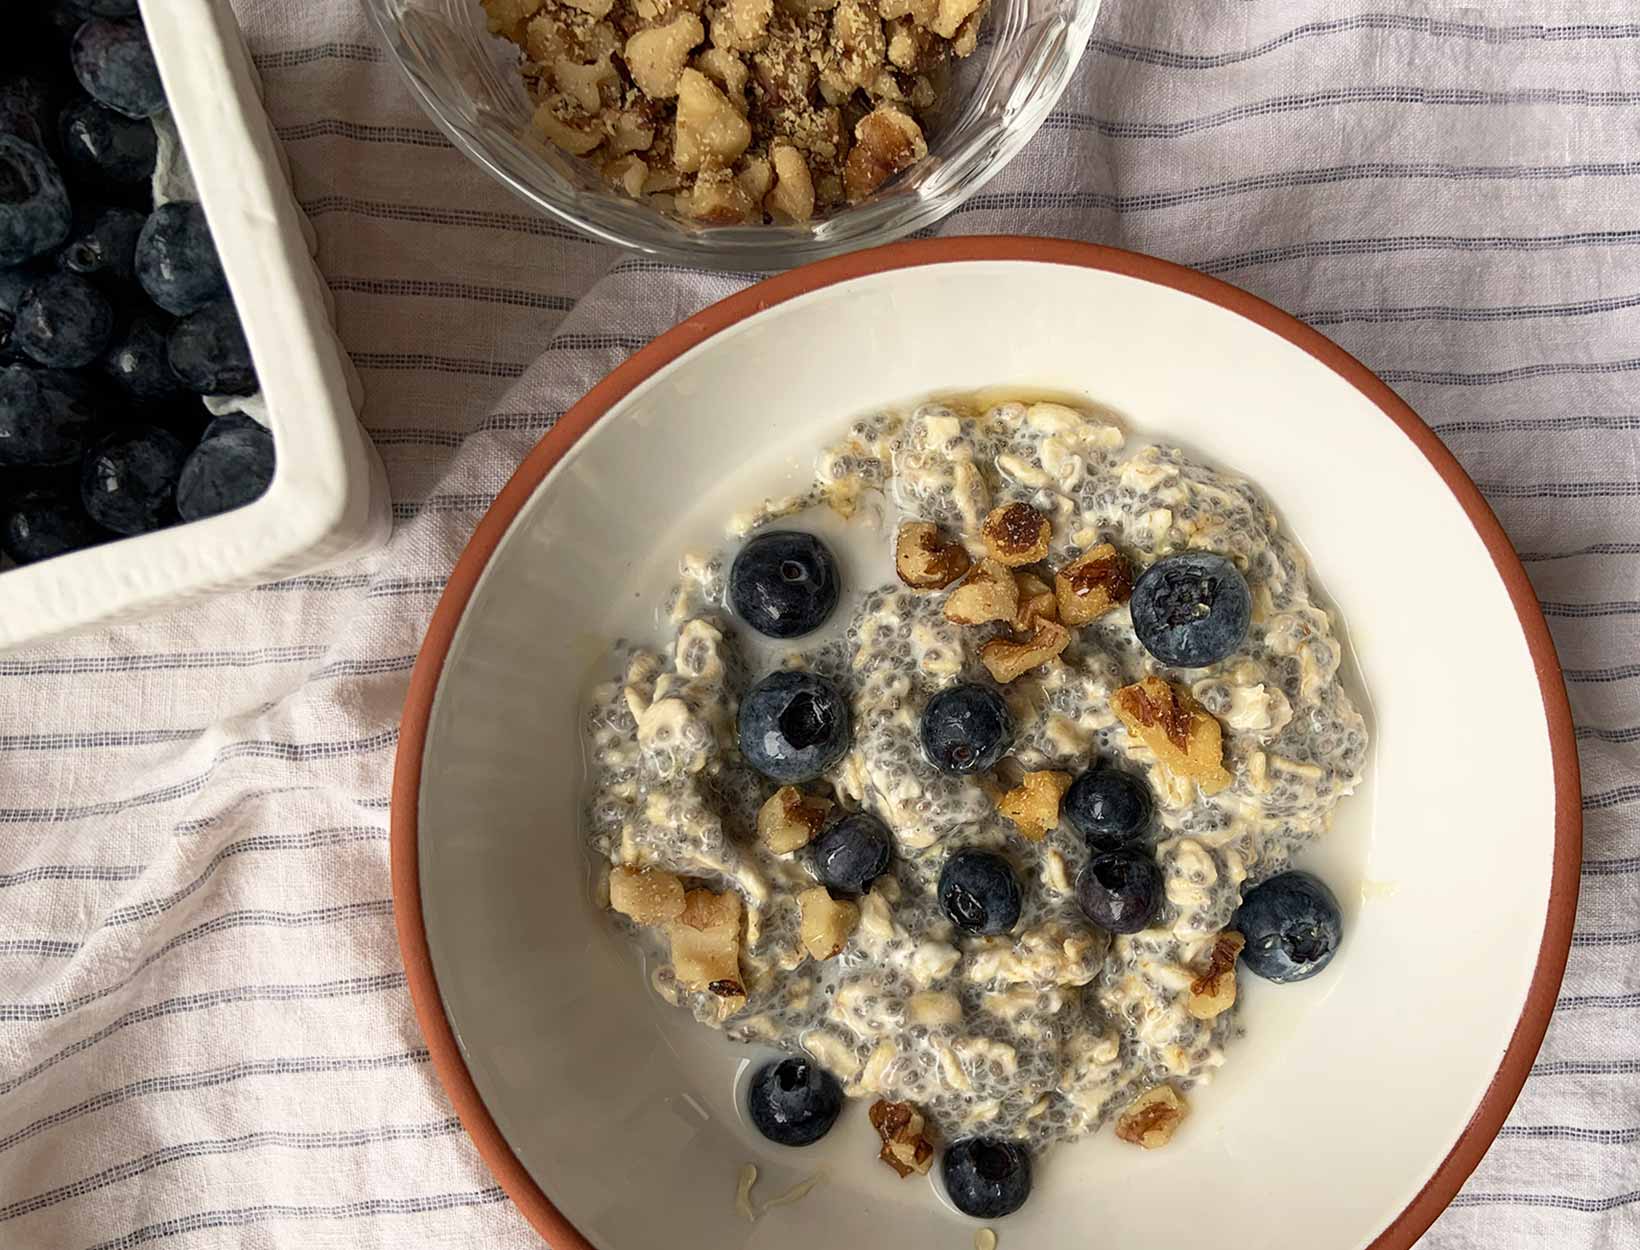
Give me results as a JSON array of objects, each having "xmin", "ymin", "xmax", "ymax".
[
  {"xmin": 981, "ymin": 502, "xmax": 1052, "ymax": 566},
  {"xmin": 995, "ymin": 769, "xmax": 1073, "ymax": 841},
  {"xmin": 758, "ymin": 785, "xmax": 833, "ymax": 853},
  {"xmin": 625, "ymin": 13, "xmax": 704, "ymax": 99},
  {"xmin": 1055, "ymin": 543, "xmax": 1133, "ymax": 625},
  {"xmin": 798, "ymin": 886, "xmax": 859, "ymax": 960},
  {"xmin": 869, "ymin": 1099, "xmax": 935, "ymax": 1177},
  {"xmin": 1112, "ymin": 676, "xmax": 1231, "ymax": 795},
  {"xmin": 896, "ymin": 520, "xmax": 971, "ymax": 589},
  {"xmin": 668, "ymin": 888, "xmax": 745, "ymax": 1011},
  {"xmin": 1187, "ymin": 931, "xmax": 1246, "ymax": 1020},
  {"xmin": 1012, "ymin": 571, "xmax": 1058, "ymax": 631},
  {"xmin": 1115, "ymin": 1084, "xmax": 1188, "ymax": 1149},
  {"xmin": 608, "ymin": 864, "xmax": 686, "ymax": 924},
  {"xmin": 765, "ymin": 141, "xmax": 816, "ymax": 222},
  {"xmin": 675, "ymin": 68, "xmax": 753, "ymax": 171},
  {"xmin": 842, "ymin": 106, "xmax": 926, "ymax": 202},
  {"xmin": 944, "ymin": 556, "xmax": 1018, "ymax": 625},
  {"xmin": 982, "ymin": 618, "xmax": 1071, "ymax": 683}
]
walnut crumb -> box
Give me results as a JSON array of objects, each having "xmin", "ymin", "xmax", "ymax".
[
  {"xmin": 869, "ymin": 1099, "xmax": 935, "ymax": 1176},
  {"xmin": 981, "ymin": 617, "xmax": 1070, "ymax": 683},
  {"xmin": 1012, "ymin": 571, "xmax": 1057, "ymax": 631},
  {"xmin": 667, "ymin": 888, "xmax": 746, "ymax": 1014},
  {"xmin": 981, "ymin": 502, "xmax": 1052, "ymax": 566},
  {"xmin": 758, "ymin": 785, "xmax": 832, "ymax": 853},
  {"xmin": 1111, "ymin": 676, "xmax": 1231, "ymax": 795},
  {"xmin": 798, "ymin": 887, "xmax": 859, "ymax": 960},
  {"xmin": 1115, "ymin": 1084, "xmax": 1188, "ymax": 1149},
  {"xmin": 896, "ymin": 520, "xmax": 971, "ymax": 589},
  {"xmin": 944, "ymin": 556, "xmax": 1018, "ymax": 625},
  {"xmin": 995, "ymin": 770, "xmax": 1073, "ymax": 841},
  {"xmin": 1055, "ymin": 543, "xmax": 1133, "ymax": 625},
  {"xmin": 1187, "ymin": 930, "xmax": 1245, "ymax": 1020},
  {"xmin": 608, "ymin": 864, "xmax": 685, "ymax": 924}
]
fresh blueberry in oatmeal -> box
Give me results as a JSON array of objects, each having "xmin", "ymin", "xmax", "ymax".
[
  {"xmin": 938, "ymin": 849, "xmax": 1022, "ymax": 936},
  {"xmin": 942, "ymin": 1138, "xmax": 1032, "ymax": 1218},
  {"xmin": 80, "ymin": 423, "xmax": 185, "ymax": 534},
  {"xmin": 134, "ymin": 201, "xmax": 227, "ymax": 316},
  {"xmin": 729, "ymin": 529, "xmax": 840, "ymax": 639},
  {"xmin": 1130, "ymin": 551, "xmax": 1252, "ymax": 668},
  {"xmin": 1234, "ymin": 870, "xmax": 1343, "ymax": 983},
  {"xmin": 1064, "ymin": 766, "xmax": 1152, "ymax": 849},
  {"xmin": 1076, "ymin": 848, "xmax": 1163, "ymax": 935},
  {"xmin": 0, "ymin": 136, "xmax": 72, "ymax": 266},
  {"xmin": 920, "ymin": 682, "xmax": 1011, "ymax": 775},
  {"xmin": 738, "ymin": 669, "xmax": 850, "ymax": 782},
  {"xmin": 747, "ymin": 1057, "xmax": 843, "ymax": 1146},
  {"xmin": 14, "ymin": 270, "xmax": 114, "ymax": 368},
  {"xmin": 70, "ymin": 18, "xmax": 165, "ymax": 120},
  {"xmin": 810, "ymin": 811, "xmax": 891, "ymax": 894}
]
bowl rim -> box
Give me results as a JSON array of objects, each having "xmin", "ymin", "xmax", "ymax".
[{"xmin": 390, "ymin": 235, "xmax": 1583, "ymax": 1250}]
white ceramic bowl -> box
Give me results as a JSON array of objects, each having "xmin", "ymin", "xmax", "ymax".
[
  {"xmin": 0, "ymin": 0, "xmax": 390, "ymax": 650},
  {"xmin": 393, "ymin": 239, "xmax": 1580, "ymax": 1250}
]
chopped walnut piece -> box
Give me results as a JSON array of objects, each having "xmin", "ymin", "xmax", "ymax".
[
  {"xmin": 563, "ymin": 0, "xmax": 614, "ymax": 14},
  {"xmin": 798, "ymin": 887, "xmax": 859, "ymax": 960},
  {"xmin": 483, "ymin": 0, "xmax": 544, "ymax": 40},
  {"xmin": 554, "ymin": 54, "xmax": 620, "ymax": 113},
  {"xmin": 682, "ymin": 167, "xmax": 754, "ymax": 221},
  {"xmin": 931, "ymin": 0, "xmax": 982, "ymax": 36},
  {"xmin": 625, "ymin": 13, "xmax": 705, "ymax": 100},
  {"xmin": 878, "ymin": 0, "xmax": 938, "ymax": 24},
  {"xmin": 531, "ymin": 97, "xmax": 604, "ymax": 155},
  {"xmin": 765, "ymin": 141, "xmax": 816, "ymax": 222},
  {"xmin": 609, "ymin": 106, "xmax": 658, "ymax": 154},
  {"xmin": 830, "ymin": 0, "xmax": 886, "ymax": 89},
  {"xmin": 668, "ymin": 888, "xmax": 745, "ymax": 1011},
  {"xmin": 605, "ymin": 153, "xmax": 649, "ymax": 196},
  {"xmin": 1187, "ymin": 931, "xmax": 1246, "ymax": 1020},
  {"xmin": 1112, "ymin": 676, "xmax": 1231, "ymax": 795},
  {"xmin": 1115, "ymin": 1085, "xmax": 1188, "ymax": 1149},
  {"xmin": 608, "ymin": 864, "xmax": 686, "ymax": 924},
  {"xmin": 896, "ymin": 520, "xmax": 971, "ymax": 589},
  {"xmin": 716, "ymin": 0, "xmax": 773, "ymax": 47},
  {"xmin": 869, "ymin": 1099, "xmax": 935, "ymax": 1177},
  {"xmin": 1013, "ymin": 571, "xmax": 1058, "ymax": 631},
  {"xmin": 675, "ymin": 68, "xmax": 753, "ymax": 171},
  {"xmin": 982, "ymin": 618, "xmax": 1071, "ymax": 683},
  {"xmin": 950, "ymin": 3, "xmax": 985, "ymax": 56},
  {"xmin": 1055, "ymin": 543, "xmax": 1134, "ymax": 625},
  {"xmin": 737, "ymin": 155, "xmax": 774, "ymax": 202},
  {"xmin": 757, "ymin": 785, "xmax": 833, "ymax": 853},
  {"xmin": 694, "ymin": 46, "xmax": 750, "ymax": 105},
  {"xmin": 982, "ymin": 502, "xmax": 1052, "ymax": 566},
  {"xmin": 995, "ymin": 770, "xmax": 1073, "ymax": 841},
  {"xmin": 944, "ymin": 556, "xmax": 1017, "ymax": 625},
  {"xmin": 842, "ymin": 106, "xmax": 926, "ymax": 202}
]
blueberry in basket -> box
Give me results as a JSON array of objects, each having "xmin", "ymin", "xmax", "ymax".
[
  {"xmin": 1234, "ymin": 870, "xmax": 1343, "ymax": 983},
  {"xmin": 729, "ymin": 530, "xmax": 840, "ymax": 639},
  {"xmin": 810, "ymin": 811, "xmax": 891, "ymax": 895},
  {"xmin": 943, "ymin": 1138, "xmax": 1032, "ymax": 1219},
  {"xmin": 738, "ymin": 669, "xmax": 851, "ymax": 783},
  {"xmin": 1131, "ymin": 551, "xmax": 1252, "ymax": 668},
  {"xmin": 0, "ymin": 9, "xmax": 276, "ymax": 569},
  {"xmin": 747, "ymin": 1056, "xmax": 843, "ymax": 1147},
  {"xmin": 938, "ymin": 849, "xmax": 1022, "ymax": 936},
  {"xmin": 921, "ymin": 683, "xmax": 1012, "ymax": 775}
]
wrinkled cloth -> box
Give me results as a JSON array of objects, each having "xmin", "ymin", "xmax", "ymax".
[{"xmin": 1, "ymin": 1, "xmax": 1636, "ymax": 1247}]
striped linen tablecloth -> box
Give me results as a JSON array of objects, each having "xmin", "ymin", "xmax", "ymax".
[{"xmin": 2, "ymin": 1, "xmax": 1636, "ymax": 1247}]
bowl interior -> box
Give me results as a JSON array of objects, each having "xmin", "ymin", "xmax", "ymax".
[
  {"xmin": 413, "ymin": 257, "xmax": 1562, "ymax": 1249},
  {"xmin": 365, "ymin": 0, "xmax": 1099, "ymax": 266}
]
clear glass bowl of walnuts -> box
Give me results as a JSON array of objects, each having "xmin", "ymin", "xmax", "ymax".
[{"xmin": 365, "ymin": 0, "xmax": 1100, "ymax": 269}]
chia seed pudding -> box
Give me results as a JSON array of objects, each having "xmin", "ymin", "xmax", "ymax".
[{"xmin": 583, "ymin": 396, "xmax": 1367, "ymax": 1163}]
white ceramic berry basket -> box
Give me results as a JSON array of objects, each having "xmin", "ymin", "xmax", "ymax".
[{"xmin": 0, "ymin": 0, "xmax": 390, "ymax": 650}]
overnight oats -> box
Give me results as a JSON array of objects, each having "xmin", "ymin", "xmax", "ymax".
[{"xmin": 582, "ymin": 396, "xmax": 1367, "ymax": 1219}]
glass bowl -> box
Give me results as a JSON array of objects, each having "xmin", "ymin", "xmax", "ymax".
[{"xmin": 364, "ymin": 0, "xmax": 1100, "ymax": 269}]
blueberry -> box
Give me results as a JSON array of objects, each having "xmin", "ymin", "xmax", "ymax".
[
  {"xmin": 0, "ymin": 365, "xmax": 100, "ymax": 466},
  {"xmin": 80, "ymin": 423, "xmax": 185, "ymax": 534},
  {"xmin": 59, "ymin": 205, "xmax": 144, "ymax": 282},
  {"xmin": 62, "ymin": 1, "xmax": 142, "ymax": 17},
  {"xmin": 738, "ymin": 670, "xmax": 851, "ymax": 783},
  {"xmin": 729, "ymin": 530, "xmax": 840, "ymax": 639},
  {"xmin": 1075, "ymin": 848, "xmax": 1163, "ymax": 935},
  {"xmin": 1234, "ymin": 871, "xmax": 1343, "ymax": 984},
  {"xmin": 0, "ymin": 265, "xmax": 42, "ymax": 362},
  {"xmin": 942, "ymin": 1138, "xmax": 1032, "ymax": 1219},
  {"xmin": 920, "ymin": 683, "xmax": 1011, "ymax": 775},
  {"xmin": 1130, "ymin": 552, "xmax": 1252, "ymax": 668},
  {"xmin": 1064, "ymin": 767, "xmax": 1153, "ymax": 849},
  {"xmin": 1, "ymin": 488, "xmax": 107, "ymax": 563},
  {"xmin": 0, "ymin": 71, "xmax": 64, "ymax": 153},
  {"xmin": 168, "ymin": 298, "xmax": 257, "ymax": 395},
  {"xmin": 101, "ymin": 310, "xmax": 180, "ymax": 402},
  {"xmin": 70, "ymin": 18, "xmax": 165, "ymax": 120},
  {"xmin": 810, "ymin": 812, "xmax": 891, "ymax": 894},
  {"xmin": 135, "ymin": 202, "xmax": 227, "ymax": 316},
  {"xmin": 177, "ymin": 426, "xmax": 275, "ymax": 520},
  {"xmin": 747, "ymin": 1057, "xmax": 843, "ymax": 1147},
  {"xmin": 0, "ymin": 137, "xmax": 72, "ymax": 267},
  {"xmin": 201, "ymin": 411, "xmax": 263, "ymax": 441},
  {"xmin": 14, "ymin": 271, "xmax": 114, "ymax": 368},
  {"xmin": 937, "ymin": 850, "xmax": 1022, "ymax": 936},
  {"xmin": 59, "ymin": 97, "xmax": 155, "ymax": 190}
]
